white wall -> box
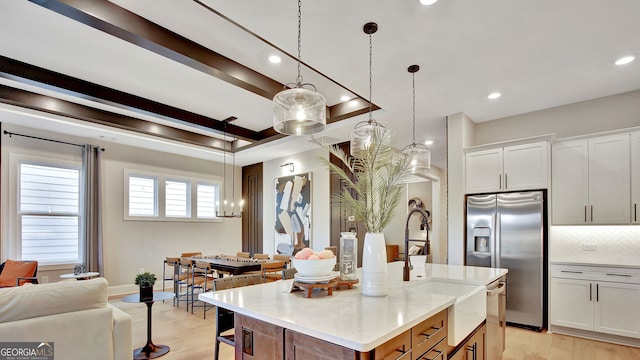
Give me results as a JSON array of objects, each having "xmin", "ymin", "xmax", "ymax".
[
  {"xmin": 473, "ymin": 89, "xmax": 640, "ymax": 145},
  {"xmin": 262, "ymin": 148, "xmax": 330, "ymax": 254},
  {"xmin": 446, "ymin": 113, "xmax": 475, "ymax": 265},
  {"xmin": 1, "ymin": 123, "xmax": 242, "ymax": 294}
]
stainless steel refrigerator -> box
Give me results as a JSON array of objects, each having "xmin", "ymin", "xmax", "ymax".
[{"xmin": 466, "ymin": 191, "xmax": 547, "ymax": 331}]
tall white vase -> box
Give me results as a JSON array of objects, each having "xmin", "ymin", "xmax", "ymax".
[{"xmin": 361, "ymin": 232, "xmax": 388, "ymax": 297}]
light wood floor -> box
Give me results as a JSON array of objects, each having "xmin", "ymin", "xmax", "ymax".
[{"xmin": 111, "ymin": 297, "xmax": 640, "ymax": 360}]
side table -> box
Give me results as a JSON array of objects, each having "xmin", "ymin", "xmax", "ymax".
[
  {"xmin": 59, "ymin": 272, "xmax": 100, "ymax": 280},
  {"xmin": 122, "ymin": 291, "xmax": 175, "ymax": 360}
]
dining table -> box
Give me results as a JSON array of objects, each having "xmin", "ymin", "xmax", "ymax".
[{"xmin": 182, "ymin": 256, "xmax": 268, "ymax": 276}]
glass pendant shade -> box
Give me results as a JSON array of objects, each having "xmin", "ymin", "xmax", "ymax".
[
  {"xmin": 402, "ymin": 142, "xmax": 431, "ymax": 171},
  {"xmin": 273, "ymin": 87, "xmax": 326, "ymax": 135},
  {"xmin": 350, "ymin": 120, "xmax": 391, "ymax": 157}
]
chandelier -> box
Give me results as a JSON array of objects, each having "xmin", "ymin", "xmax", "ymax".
[
  {"xmin": 350, "ymin": 22, "xmax": 391, "ymax": 156},
  {"xmin": 273, "ymin": 0, "xmax": 326, "ymax": 136},
  {"xmin": 401, "ymin": 65, "xmax": 431, "ymax": 170},
  {"xmin": 216, "ymin": 120, "xmax": 243, "ymax": 218}
]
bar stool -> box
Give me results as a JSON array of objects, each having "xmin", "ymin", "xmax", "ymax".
[{"xmin": 163, "ymin": 257, "xmax": 183, "ymax": 306}]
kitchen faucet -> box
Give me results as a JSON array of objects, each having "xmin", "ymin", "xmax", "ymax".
[{"xmin": 403, "ymin": 208, "xmax": 431, "ymax": 281}]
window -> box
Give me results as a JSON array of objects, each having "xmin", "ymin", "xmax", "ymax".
[
  {"xmin": 19, "ymin": 162, "xmax": 80, "ymax": 264},
  {"xmin": 197, "ymin": 183, "xmax": 217, "ymax": 219},
  {"xmin": 125, "ymin": 170, "xmax": 220, "ymax": 221},
  {"xmin": 128, "ymin": 175, "xmax": 157, "ymax": 217},
  {"xmin": 165, "ymin": 180, "xmax": 190, "ymax": 217}
]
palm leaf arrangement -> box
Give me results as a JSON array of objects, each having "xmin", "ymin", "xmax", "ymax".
[{"xmin": 318, "ymin": 130, "xmax": 415, "ymax": 233}]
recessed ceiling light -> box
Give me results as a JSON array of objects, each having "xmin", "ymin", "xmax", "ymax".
[
  {"xmin": 268, "ymin": 55, "xmax": 282, "ymax": 64},
  {"xmin": 340, "ymin": 95, "xmax": 351, "ymax": 102},
  {"xmin": 349, "ymin": 99, "xmax": 359, "ymax": 106},
  {"xmin": 488, "ymin": 92, "xmax": 501, "ymax": 100},
  {"xmin": 420, "ymin": 0, "xmax": 438, "ymax": 5},
  {"xmin": 424, "ymin": 140, "xmax": 434, "ymax": 146},
  {"xmin": 615, "ymin": 55, "xmax": 635, "ymax": 66}
]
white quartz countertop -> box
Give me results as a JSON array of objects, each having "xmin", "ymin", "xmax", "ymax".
[
  {"xmin": 392, "ymin": 261, "xmax": 508, "ymax": 285},
  {"xmin": 199, "ymin": 262, "xmax": 506, "ymax": 352}
]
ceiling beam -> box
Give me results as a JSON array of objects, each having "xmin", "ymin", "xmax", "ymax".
[
  {"xmin": 20, "ymin": 0, "xmax": 379, "ymax": 147},
  {"xmin": 0, "ymin": 55, "xmax": 258, "ymax": 142},
  {"xmin": 0, "ymin": 84, "xmax": 232, "ymax": 152}
]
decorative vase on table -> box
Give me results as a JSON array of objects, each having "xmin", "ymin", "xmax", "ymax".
[{"xmin": 361, "ymin": 232, "xmax": 388, "ymax": 297}]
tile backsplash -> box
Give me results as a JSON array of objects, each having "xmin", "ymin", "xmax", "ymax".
[{"xmin": 550, "ymin": 226, "xmax": 640, "ymax": 266}]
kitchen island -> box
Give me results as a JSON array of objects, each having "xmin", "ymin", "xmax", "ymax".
[{"xmin": 199, "ymin": 261, "xmax": 507, "ymax": 359}]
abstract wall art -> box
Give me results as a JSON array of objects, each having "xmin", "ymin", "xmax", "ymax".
[{"xmin": 274, "ymin": 172, "xmax": 311, "ymax": 255}]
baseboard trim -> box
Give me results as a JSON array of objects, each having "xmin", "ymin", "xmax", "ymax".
[{"xmin": 549, "ymin": 325, "xmax": 640, "ymax": 348}]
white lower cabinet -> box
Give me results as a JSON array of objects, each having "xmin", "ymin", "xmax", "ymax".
[{"xmin": 550, "ymin": 265, "xmax": 640, "ymax": 339}]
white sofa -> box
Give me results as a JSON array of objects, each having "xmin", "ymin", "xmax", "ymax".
[{"xmin": 0, "ymin": 277, "xmax": 132, "ymax": 360}]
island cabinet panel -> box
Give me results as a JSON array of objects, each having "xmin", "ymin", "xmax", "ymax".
[
  {"xmin": 446, "ymin": 323, "xmax": 486, "ymax": 360},
  {"xmin": 372, "ymin": 329, "xmax": 412, "ymax": 360},
  {"xmin": 284, "ymin": 330, "xmax": 358, "ymax": 360},
  {"xmin": 235, "ymin": 313, "xmax": 285, "ymax": 360},
  {"xmin": 412, "ymin": 309, "xmax": 447, "ymax": 359}
]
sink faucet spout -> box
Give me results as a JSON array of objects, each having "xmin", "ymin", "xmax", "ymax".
[{"xmin": 403, "ymin": 208, "xmax": 430, "ymax": 281}]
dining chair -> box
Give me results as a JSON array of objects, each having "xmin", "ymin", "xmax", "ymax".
[
  {"xmin": 236, "ymin": 252, "xmax": 250, "ymax": 258},
  {"xmin": 191, "ymin": 261, "xmax": 216, "ymax": 317},
  {"xmin": 273, "ymin": 254, "xmax": 291, "ymax": 269},
  {"xmin": 261, "ymin": 261, "xmax": 286, "ymax": 282},
  {"xmin": 180, "ymin": 251, "xmax": 202, "ymax": 258},
  {"xmin": 162, "ymin": 257, "xmax": 182, "ymax": 304},
  {"xmin": 253, "ymin": 253, "xmax": 269, "ymax": 260},
  {"xmin": 177, "ymin": 259, "xmax": 205, "ymax": 311}
]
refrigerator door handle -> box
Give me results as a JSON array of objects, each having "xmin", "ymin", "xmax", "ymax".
[{"xmin": 495, "ymin": 211, "xmax": 501, "ymax": 268}]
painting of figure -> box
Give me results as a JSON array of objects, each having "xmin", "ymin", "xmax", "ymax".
[{"xmin": 274, "ymin": 173, "xmax": 311, "ymax": 255}]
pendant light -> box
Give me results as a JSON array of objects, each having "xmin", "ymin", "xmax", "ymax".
[
  {"xmin": 401, "ymin": 65, "xmax": 431, "ymax": 169},
  {"xmin": 350, "ymin": 22, "xmax": 391, "ymax": 157},
  {"xmin": 216, "ymin": 120, "xmax": 243, "ymax": 218},
  {"xmin": 273, "ymin": 0, "xmax": 326, "ymax": 136}
]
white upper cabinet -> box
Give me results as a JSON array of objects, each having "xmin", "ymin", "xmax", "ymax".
[
  {"xmin": 465, "ymin": 148, "xmax": 503, "ymax": 193},
  {"xmin": 632, "ymin": 132, "xmax": 640, "ymax": 224},
  {"xmin": 552, "ymin": 134, "xmax": 630, "ymax": 225},
  {"xmin": 465, "ymin": 141, "xmax": 548, "ymax": 194},
  {"xmin": 503, "ymin": 142, "xmax": 549, "ymax": 191}
]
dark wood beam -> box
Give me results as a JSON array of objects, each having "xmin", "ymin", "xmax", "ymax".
[
  {"xmin": 0, "ymin": 55, "xmax": 257, "ymax": 142},
  {"xmin": 31, "ymin": 0, "xmax": 284, "ymax": 100},
  {"xmin": 22, "ymin": 0, "xmax": 380, "ymax": 145},
  {"xmin": 0, "ymin": 85, "xmax": 232, "ymax": 151}
]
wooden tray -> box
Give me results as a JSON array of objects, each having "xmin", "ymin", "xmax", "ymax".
[{"xmin": 294, "ymin": 279, "xmax": 338, "ymax": 298}]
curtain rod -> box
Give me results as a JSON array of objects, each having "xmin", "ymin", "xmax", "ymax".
[{"xmin": 3, "ymin": 130, "xmax": 105, "ymax": 151}]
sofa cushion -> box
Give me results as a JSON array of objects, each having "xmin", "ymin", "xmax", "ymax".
[
  {"xmin": 0, "ymin": 260, "xmax": 37, "ymax": 286},
  {"xmin": 0, "ymin": 277, "xmax": 108, "ymax": 323},
  {"xmin": 0, "ymin": 307, "xmax": 114, "ymax": 360}
]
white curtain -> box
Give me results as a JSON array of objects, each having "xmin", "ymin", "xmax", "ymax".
[{"xmin": 82, "ymin": 145, "xmax": 103, "ymax": 274}]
